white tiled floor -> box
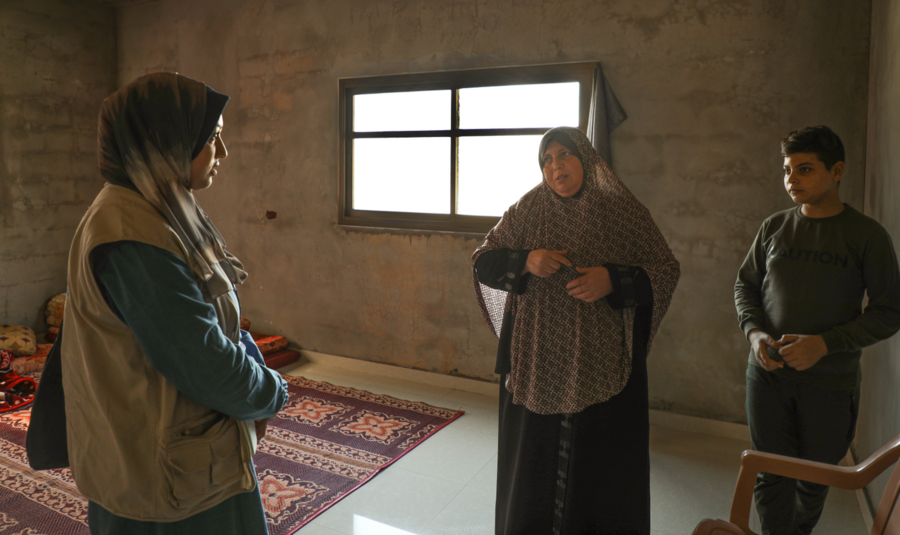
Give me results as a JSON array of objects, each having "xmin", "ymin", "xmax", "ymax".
[{"xmin": 281, "ymin": 360, "xmax": 868, "ymax": 535}]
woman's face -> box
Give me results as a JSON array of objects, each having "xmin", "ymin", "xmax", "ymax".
[
  {"xmin": 190, "ymin": 116, "xmax": 227, "ymax": 191},
  {"xmin": 541, "ymin": 140, "xmax": 584, "ymax": 197}
]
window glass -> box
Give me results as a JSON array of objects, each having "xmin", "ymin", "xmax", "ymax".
[
  {"xmin": 352, "ymin": 138, "xmax": 451, "ymax": 214},
  {"xmin": 341, "ymin": 63, "xmax": 596, "ymax": 231},
  {"xmin": 457, "ymin": 135, "xmax": 544, "ymax": 217},
  {"xmin": 458, "ymin": 82, "xmax": 580, "ymax": 129},
  {"xmin": 354, "ymin": 90, "xmax": 451, "ymax": 132}
]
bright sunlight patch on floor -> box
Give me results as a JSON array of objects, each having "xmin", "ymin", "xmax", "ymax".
[{"xmin": 354, "ymin": 514, "xmax": 417, "ymax": 535}]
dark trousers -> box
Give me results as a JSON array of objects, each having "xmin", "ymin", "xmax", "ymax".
[
  {"xmin": 745, "ymin": 366, "xmax": 860, "ymax": 535},
  {"xmin": 495, "ymin": 351, "xmax": 650, "ymax": 535}
]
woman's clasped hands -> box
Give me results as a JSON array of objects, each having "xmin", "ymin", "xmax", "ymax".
[{"xmin": 523, "ymin": 249, "xmax": 613, "ymax": 302}]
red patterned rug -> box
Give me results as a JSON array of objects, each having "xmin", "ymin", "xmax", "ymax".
[{"xmin": 0, "ymin": 373, "xmax": 464, "ymax": 534}]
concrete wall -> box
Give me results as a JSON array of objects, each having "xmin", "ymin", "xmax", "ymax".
[
  {"xmin": 859, "ymin": 0, "xmax": 900, "ymax": 513},
  {"xmin": 111, "ymin": 0, "xmax": 872, "ymax": 423},
  {"xmin": 0, "ymin": 0, "xmax": 115, "ymax": 332}
]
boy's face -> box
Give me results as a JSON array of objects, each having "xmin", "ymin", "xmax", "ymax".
[{"xmin": 783, "ymin": 152, "xmax": 843, "ymax": 207}]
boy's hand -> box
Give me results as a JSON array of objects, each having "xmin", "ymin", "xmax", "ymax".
[
  {"xmin": 748, "ymin": 329, "xmax": 783, "ymax": 371},
  {"xmin": 777, "ymin": 334, "xmax": 827, "ymax": 371},
  {"xmin": 524, "ymin": 250, "xmax": 571, "ymax": 277}
]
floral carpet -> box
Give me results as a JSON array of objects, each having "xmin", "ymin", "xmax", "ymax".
[{"xmin": 0, "ymin": 374, "xmax": 464, "ymax": 534}]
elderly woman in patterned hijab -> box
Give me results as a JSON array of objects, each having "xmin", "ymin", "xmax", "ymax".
[
  {"xmin": 61, "ymin": 73, "xmax": 287, "ymax": 535},
  {"xmin": 472, "ymin": 126, "xmax": 680, "ymax": 534}
]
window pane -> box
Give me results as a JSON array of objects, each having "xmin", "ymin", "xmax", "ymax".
[
  {"xmin": 353, "ymin": 138, "xmax": 450, "ymax": 214},
  {"xmin": 457, "ymin": 135, "xmax": 544, "ymax": 217},
  {"xmin": 354, "ymin": 90, "xmax": 450, "ymax": 132},
  {"xmin": 459, "ymin": 82, "xmax": 580, "ymax": 129}
]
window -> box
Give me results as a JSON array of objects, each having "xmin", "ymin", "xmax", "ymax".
[{"xmin": 339, "ymin": 63, "xmax": 596, "ymax": 233}]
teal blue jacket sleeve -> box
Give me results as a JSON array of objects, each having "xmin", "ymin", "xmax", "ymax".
[
  {"xmin": 240, "ymin": 330, "xmax": 266, "ymax": 367},
  {"xmin": 91, "ymin": 240, "xmax": 288, "ymax": 421}
]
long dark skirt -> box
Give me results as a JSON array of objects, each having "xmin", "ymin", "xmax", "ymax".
[{"xmin": 495, "ymin": 351, "xmax": 650, "ymax": 535}]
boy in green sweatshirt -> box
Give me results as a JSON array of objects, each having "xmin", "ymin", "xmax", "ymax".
[{"xmin": 734, "ymin": 125, "xmax": 900, "ymax": 535}]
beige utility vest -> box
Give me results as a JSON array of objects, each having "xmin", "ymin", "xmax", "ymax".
[{"xmin": 62, "ymin": 184, "xmax": 255, "ymax": 521}]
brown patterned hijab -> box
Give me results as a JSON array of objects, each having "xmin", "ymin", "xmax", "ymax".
[
  {"xmin": 472, "ymin": 127, "xmax": 679, "ymax": 414},
  {"xmin": 98, "ymin": 72, "xmax": 246, "ymax": 299}
]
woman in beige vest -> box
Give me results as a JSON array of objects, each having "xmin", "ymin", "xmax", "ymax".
[{"xmin": 62, "ymin": 72, "xmax": 288, "ymax": 534}]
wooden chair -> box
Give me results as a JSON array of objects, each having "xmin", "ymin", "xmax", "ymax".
[{"xmin": 692, "ymin": 431, "xmax": 900, "ymax": 535}]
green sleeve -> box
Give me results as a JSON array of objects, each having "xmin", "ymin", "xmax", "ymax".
[
  {"xmin": 819, "ymin": 226, "xmax": 900, "ymax": 353},
  {"xmin": 734, "ymin": 221, "xmax": 768, "ymax": 338},
  {"xmin": 93, "ymin": 241, "xmax": 288, "ymax": 421}
]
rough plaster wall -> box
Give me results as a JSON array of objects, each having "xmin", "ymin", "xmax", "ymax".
[
  {"xmin": 859, "ymin": 0, "xmax": 900, "ymax": 513},
  {"xmin": 0, "ymin": 0, "xmax": 115, "ymax": 331},
  {"xmin": 116, "ymin": 0, "xmax": 870, "ymax": 423}
]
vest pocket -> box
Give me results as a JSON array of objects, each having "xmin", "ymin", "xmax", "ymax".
[{"xmin": 162, "ymin": 412, "xmax": 246, "ymax": 508}]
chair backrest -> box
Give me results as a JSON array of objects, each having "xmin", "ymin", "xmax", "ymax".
[{"xmin": 873, "ymin": 457, "xmax": 900, "ymax": 535}]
